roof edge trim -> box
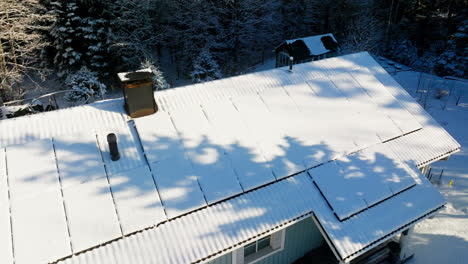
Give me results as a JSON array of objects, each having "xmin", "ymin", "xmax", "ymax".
[
  {"xmin": 342, "ymin": 203, "xmax": 445, "ymax": 263},
  {"xmin": 197, "ymin": 210, "xmax": 315, "ymax": 264},
  {"xmin": 416, "ymin": 148, "xmax": 461, "ymax": 168}
]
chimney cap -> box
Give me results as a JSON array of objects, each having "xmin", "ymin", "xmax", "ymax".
[
  {"xmin": 118, "ymin": 68, "xmax": 153, "ymax": 83},
  {"xmin": 107, "ymin": 133, "xmax": 117, "ymax": 142}
]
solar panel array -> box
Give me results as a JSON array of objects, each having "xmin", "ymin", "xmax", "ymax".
[
  {"xmin": 310, "ymin": 144, "xmax": 417, "ymax": 220},
  {"xmin": 0, "ymin": 53, "xmax": 432, "ymax": 264},
  {"xmin": 135, "ymin": 73, "xmax": 422, "ymax": 219},
  {"xmin": 1, "ymin": 127, "xmax": 167, "ymax": 263}
]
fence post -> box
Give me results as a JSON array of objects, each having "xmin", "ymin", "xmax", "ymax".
[
  {"xmin": 438, "ymin": 169, "xmax": 444, "ymax": 185},
  {"xmin": 99, "ymin": 82, "xmax": 104, "ymax": 100}
]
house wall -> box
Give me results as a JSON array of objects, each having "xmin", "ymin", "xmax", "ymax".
[{"xmin": 206, "ymin": 217, "xmax": 324, "ymax": 264}]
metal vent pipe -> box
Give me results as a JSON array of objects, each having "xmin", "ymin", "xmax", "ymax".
[{"xmin": 107, "ymin": 133, "xmax": 120, "ymax": 161}]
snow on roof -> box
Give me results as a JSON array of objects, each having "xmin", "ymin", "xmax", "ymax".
[
  {"xmin": 0, "ymin": 52, "xmax": 460, "ymax": 264},
  {"xmin": 56, "ymin": 155, "xmax": 444, "ymax": 264},
  {"xmin": 311, "ymin": 144, "xmax": 417, "ymax": 221},
  {"xmin": 283, "ymin": 33, "xmax": 338, "ymax": 56},
  {"xmin": 117, "ymin": 68, "xmax": 153, "ymax": 83}
]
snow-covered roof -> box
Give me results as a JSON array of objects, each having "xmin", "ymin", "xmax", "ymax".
[
  {"xmin": 56, "ymin": 158, "xmax": 444, "ymax": 264},
  {"xmin": 281, "ymin": 33, "xmax": 338, "ymax": 56},
  {"xmin": 0, "ymin": 52, "xmax": 459, "ymax": 264}
]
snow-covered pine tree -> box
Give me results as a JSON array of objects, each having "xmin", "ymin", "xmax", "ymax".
[
  {"xmin": 302, "ymin": 0, "xmax": 328, "ymax": 35},
  {"xmin": 141, "ymin": 59, "xmax": 170, "ymax": 90},
  {"xmin": 387, "ymin": 39, "xmax": 419, "ymax": 66},
  {"xmin": 109, "ymin": 0, "xmax": 161, "ymax": 71},
  {"xmin": 435, "ymin": 17, "xmax": 468, "ymax": 78},
  {"xmin": 48, "ymin": 0, "xmax": 113, "ymax": 78},
  {"xmin": 190, "ymin": 49, "xmax": 222, "ymax": 83},
  {"xmin": 220, "ymin": 0, "xmax": 283, "ymax": 73},
  {"xmin": 163, "ymin": 0, "xmax": 225, "ymax": 76},
  {"xmin": 81, "ymin": 17, "xmax": 111, "ymax": 77},
  {"xmin": 65, "ymin": 66, "xmax": 106, "ymax": 102},
  {"xmin": 280, "ymin": 1, "xmax": 307, "ymax": 38},
  {"xmin": 49, "ymin": 1, "xmax": 82, "ymax": 77}
]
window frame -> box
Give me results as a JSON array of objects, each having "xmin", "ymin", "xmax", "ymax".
[{"xmin": 232, "ymin": 229, "xmax": 285, "ymax": 264}]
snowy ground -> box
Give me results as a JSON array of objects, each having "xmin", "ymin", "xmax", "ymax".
[
  {"xmin": 392, "ymin": 71, "xmax": 468, "ymax": 264},
  {"xmin": 1, "ymin": 73, "xmax": 123, "ymax": 120},
  {"xmin": 250, "ymin": 57, "xmax": 276, "ymax": 72}
]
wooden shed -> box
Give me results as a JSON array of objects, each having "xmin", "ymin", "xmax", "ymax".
[{"xmin": 275, "ymin": 33, "xmax": 340, "ymax": 67}]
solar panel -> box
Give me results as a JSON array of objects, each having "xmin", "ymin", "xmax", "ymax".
[
  {"xmin": 54, "ymin": 131, "xmax": 106, "ymax": 188},
  {"xmin": 309, "ymin": 162, "xmax": 368, "ymax": 219},
  {"xmin": 350, "ymin": 71, "xmax": 422, "ymax": 134},
  {"xmin": 0, "ymin": 148, "xmax": 13, "ymax": 264},
  {"xmin": 60, "ymin": 177, "xmax": 121, "ymax": 252},
  {"xmin": 330, "ymin": 72, "xmax": 421, "ymax": 137},
  {"xmin": 0, "ymin": 203, "xmax": 11, "ymax": 264},
  {"xmin": 134, "ymin": 111, "xmax": 185, "ymax": 163},
  {"xmin": 107, "ymin": 166, "xmax": 166, "ymax": 234},
  {"xmin": 202, "ymin": 101, "xmax": 276, "ymax": 191},
  {"xmin": 169, "ymin": 106, "xmax": 243, "ymax": 203},
  {"xmin": 306, "ymin": 76, "xmax": 382, "ymax": 150},
  {"xmin": 259, "ymin": 88, "xmax": 316, "ymax": 165},
  {"xmin": 359, "ymin": 144, "xmax": 417, "ymax": 194},
  {"xmin": 150, "ymin": 155, "xmax": 206, "ymax": 218},
  {"xmin": 134, "ymin": 110, "xmax": 207, "ymax": 218},
  {"xmin": 311, "ymin": 144, "xmax": 416, "ymax": 220},
  {"xmin": 283, "ymin": 81, "xmax": 358, "ymax": 166},
  {"xmin": 0, "ymin": 148, "xmax": 7, "ymax": 207},
  {"xmin": 335, "ymin": 153, "xmax": 393, "ymax": 207},
  {"xmin": 7, "ymin": 139, "xmax": 61, "ymax": 197},
  {"xmin": 54, "ymin": 132, "xmax": 121, "ymax": 251},
  {"xmin": 6, "ymin": 139, "xmax": 71, "ymax": 264},
  {"xmin": 327, "ymin": 73, "xmax": 399, "ymax": 145},
  {"xmin": 231, "ymin": 94, "xmax": 304, "ymax": 179}
]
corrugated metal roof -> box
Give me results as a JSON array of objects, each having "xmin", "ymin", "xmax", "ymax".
[
  {"xmin": 57, "ymin": 173, "xmax": 318, "ymax": 264},
  {"xmin": 342, "ymin": 53, "xmax": 461, "ymax": 166},
  {"xmin": 313, "ymin": 170, "xmax": 445, "ymax": 262},
  {"xmin": 153, "ymin": 52, "xmax": 460, "ymax": 168},
  {"xmin": 7, "ymin": 139, "xmax": 72, "ymax": 264},
  {"xmin": 310, "ymin": 144, "xmax": 418, "ymax": 221},
  {"xmin": 0, "ymin": 99, "xmax": 128, "ymax": 149},
  {"xmin": 56, "ymin": 160, "xmax": 444, "ymax": 264},
  {"xmin": 0, "ymin": 52, "xmax": 459, "ymax": 264},
  {"xmin": 386, "ymin": 125, "xmax": 460, "ymax": 167}
]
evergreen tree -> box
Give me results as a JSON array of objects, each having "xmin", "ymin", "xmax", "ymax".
[
  {"xmin": 65, "ymin": 66, "xmax": 106, "ymax": 101},
  {"xmin": 81, "ymin": 17, "xmax": 111, "ymax": 77},
  {"xmin": 109, "ymin": 0, "xmax": 161, "ymax": 71},
  {"xmin": 49, "ymin": 0, "xmax": 82, "ymax": 77},
  {"xmin": 48, "ymin": 0, "xmax": 112, "ymax": 78},
  {"xmin": 387, "ymin": 39, "xmax": 419, "ymax": 66},
  {"xmin": 190, "ymin": 49, "xmax": 222, "ymax": 83},
  {"xmin": 141, "ymin": 59, "xmax": 169, "ymax": 90},
  {"xmin": 435, "ymin": 15, "xmax": 468, "ymax": 78},
  {"xmin": 164, "ymin": 0, "xmax": 225, "ymax": 75},
  {"xmin": 219, "ymin": 0, "xmax": 283, "ymax": 74}
]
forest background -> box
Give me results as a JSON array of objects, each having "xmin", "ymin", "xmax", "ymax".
[{"xmin": 1, "ymin": 0, "xmax": 467, "ymax": 102}]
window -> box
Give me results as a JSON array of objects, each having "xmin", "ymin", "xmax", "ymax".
[
  {"xmin": 232, "ymin": 230, "xmax": 285, "ymax": 264},
  {"xmin": 244, "ymin": 236, "xmax": 270, "ymax": 258}
]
